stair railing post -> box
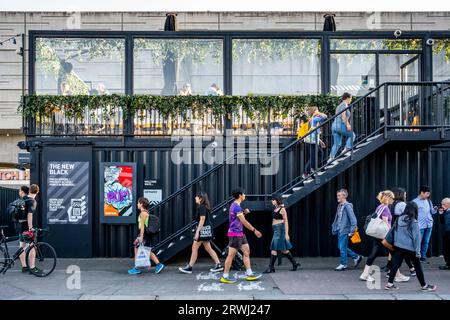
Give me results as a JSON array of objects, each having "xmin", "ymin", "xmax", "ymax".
[
  {"xmin": 350, "ymin": 102, "xmax": 355, "ymax": 161},
  {"xmin": 384, "ymin": 84, "xmax": 388, "ymax": 139},
  {"xmin": 314, "ymin": 130, "xmax": 319, "ymax": 185},
  {"xmin": 437, "ymin": 83, "xmax": 444, "ymax": 139}
]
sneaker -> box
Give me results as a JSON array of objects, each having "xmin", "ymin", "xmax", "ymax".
[
  {"xmin": 210, "ymin": 264, "xmax": 224, "ymax": 273},
  {"xmin": 21, "ymin": 267, "xmax": 29, "ymax": 273},
  {"xmin": 420, "ymin": 258, "xmax": 430, "ymax": 264},
  {"xmin": 245, "ymin": 272, "xmax": 262, "ymax": 281},
  {"xmin": 410, "ymin": 268, "xmax": 417, "ymax": 276},
  {"xmin": 128, "ymin": 267, "xmax": 142, "ymax": 275},
  {"xmin": 220, "ymin": 276, "xmax": 237, "ymax": 284},
  {"xmin": 439, "ymin": 265, "xmax": 450, "ymax": 270},
  {"xmin": 178, "ymin": 264, "xmax": 193, "ymax": 274},
  {"xmin": 353, "ymin": 256, "xmax": 362, "ymax": 268},
  {"xmin": 155, "ymin": 263, "xmax": 165, "ymax": 274},
  {"xmin": 334, "ymin": 264, "xmax": 347, "ymax": 271},
  {"xmin": 394, "ymin": 274, "xmax": 410, "ymax": 282},
  {"xmin": 341, "ymin": 148, "xmax": 350, "ymax": 156},
  {"xmin": 421, "ymin": 284, "xmax": 437, "ymax": 292},
  {"xmin": 359, "ymin": 273, "xmax": 375, "ymax": 282},
  {"xmin": 384, "ymin": 283, "xmax": 400, "ymax": 291},
  {"xmin": 29, "ymin": 267, "xmax": 44, "ymax": 276}
]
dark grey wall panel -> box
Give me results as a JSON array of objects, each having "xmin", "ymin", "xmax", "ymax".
[{"xmin": 27, "ymin": 140, "xmax": 450, "ymax": 258}]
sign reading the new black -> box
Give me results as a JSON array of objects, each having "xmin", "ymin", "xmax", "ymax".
[
  {"xmin": 100, "ymin": 162, "xmax": 137, "ymax": 224},
  {"xmin": 144, "ymin": 179, "xmax": 162, "ymax": 207},
  {"xmin": 47, "ymin": 161, "xmax": 89, "ymax": 225}
]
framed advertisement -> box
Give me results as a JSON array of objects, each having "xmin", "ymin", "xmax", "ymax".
[
  {"xmin": 100, "ymin": 162, "xmax": 137, "ymax": 224},
  {"xmin": 47, "ymin": 161, "xmax": 89, "ymax": 225}
]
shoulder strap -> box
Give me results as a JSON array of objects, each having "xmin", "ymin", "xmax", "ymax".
[{"xmin": 376, "ymin": 205, "xmax": 386, "ymax": 218}]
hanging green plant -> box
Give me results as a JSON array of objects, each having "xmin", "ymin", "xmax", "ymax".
[{"xmin": 22, "ymin": 94, "xmax": 342, "ymax": 123}]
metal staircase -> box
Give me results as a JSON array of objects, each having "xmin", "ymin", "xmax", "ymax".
[{"xmin": 152, "ymin": 82, "xmax": 450, "ymax": 263}]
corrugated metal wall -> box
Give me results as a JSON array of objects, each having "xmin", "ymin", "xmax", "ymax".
[
  {"xmin": 0, "ymin": 186, "xmax": 19, "ymax": 236},
  {"xmin": 32, "ymin": 140, "xmax": 450, "ymax": 259},
  {"xmin": 266, "ymin": 142, "xmax": 450, "ymax": 259}
]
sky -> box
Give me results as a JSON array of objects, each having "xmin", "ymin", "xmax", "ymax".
[{"xmin": 1, "ymin": 0, "xmax": 449, "ymax": 12}]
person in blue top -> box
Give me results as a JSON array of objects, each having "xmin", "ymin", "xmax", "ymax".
[
  {"xmin": 412, "ymin": 185, "xmax": 437, "ymax": 264},
  {"xmin": 384, "ymin": 202, "xmax": 437, "ymax": 292},
  {"xmin": 303, "ymin": 106, "xmax": 327, "ymax": 178}
]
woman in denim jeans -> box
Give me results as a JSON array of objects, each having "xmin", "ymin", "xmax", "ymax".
[{"xmin": 327, "ymin": 92, "xmax": 356, "ymax": 164}]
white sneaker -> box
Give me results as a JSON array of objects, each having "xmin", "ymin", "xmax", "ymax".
[
  {"xmin": 359, "ymin": 273, "xmax": 375, "ymax": 282},
  {"xmin": 394, "ymin": 274, "xmax": 410, "ymax": 282},
  {"xmin": 335, "ymin": 264, "xmax": 348, "ymax": 271}
]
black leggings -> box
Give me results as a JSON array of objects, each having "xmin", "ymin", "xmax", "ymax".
[
  {"xmin": 366, "ymin": 237, "xmax": 385, "ymax": 266},
  {"xmin": 388, "ymin": 247, "xmax": 426, "ymax": 287}
]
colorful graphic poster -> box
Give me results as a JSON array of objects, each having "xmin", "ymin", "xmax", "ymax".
[
  {"xmin": 103, "ymin": 165, "xmax": 134, "ymax": 217},
  {"xmin": 47, "ymin": 161, "xmax": 89, "ymax": 225}
]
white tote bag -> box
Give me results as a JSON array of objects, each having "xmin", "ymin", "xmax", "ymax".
[
  {"xmin": 365, "ymin": 205, "xmax": 390, "ymax": 239},
  {"xmin": 135, "ymin": 244, "xmax": 151, "ymax": 268}
]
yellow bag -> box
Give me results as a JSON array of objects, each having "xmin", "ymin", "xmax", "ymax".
[
  {"xmin": 297, "ymin": 121, "xmax": 310, "ymax": 140},
  {"xmin": 350, "ymin": 228, "xmax": 361, "ymax": 244}
]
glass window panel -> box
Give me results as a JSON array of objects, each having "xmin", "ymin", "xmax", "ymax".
[
  {"xmin": 232, "ymin": 39, "xmax": 321, "ymax": 95},
  {"xmin": 433, "ymin": 39, "xmax": 450, "ymax": 82},
  {"xmin": 330, "ymin": 54, "xmax": 376, "ymax": 96},
  {"xmin": 133, "ymin": 39, "xmax": 223, "ymax": 95},
  {"xmin": 330, "ymin": 39, "xmax": 422, "ymax": 51},
  {"xmin": 379, "ymin": 54, "xmax": 420, "ymax": 84},
  {"xmin": 35, "ymin": 37, "xmax": 125, "ymax": 95}
]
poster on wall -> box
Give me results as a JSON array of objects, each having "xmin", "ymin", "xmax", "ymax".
[
  {"xmin": 143, "ymin": 179, "xmax": 162, "ymax": 207},
  {"xmin": 100, "ymin": 162, "xmax": 137, "ymax": 224},
  {"xmin": 47, "ymin": 161, "xmax": 89, "ymax": 225}
]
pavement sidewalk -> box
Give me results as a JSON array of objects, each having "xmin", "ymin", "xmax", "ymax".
[{"xmin": 1, "ymin": 257, "xmax": 449, "ymax": 300}]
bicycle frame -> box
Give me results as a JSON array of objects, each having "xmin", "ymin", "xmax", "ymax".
[{"xmin": 1, "ymin": 229, "xmax": 36, "ymax": 275}]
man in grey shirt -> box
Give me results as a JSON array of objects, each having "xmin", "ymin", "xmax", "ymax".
[{"xmin": 412, "ymin": 185, "xmax": 437, "ymax": 264}]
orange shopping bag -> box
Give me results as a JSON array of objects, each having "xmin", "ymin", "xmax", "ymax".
[{"xmin": 350, "ymin": 228, "xmax": 361, "ymax": 244}]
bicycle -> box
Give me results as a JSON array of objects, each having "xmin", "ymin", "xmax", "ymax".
[{"xmin": 0, "ymin": 225, "xmax": 57, "ymax": 277}]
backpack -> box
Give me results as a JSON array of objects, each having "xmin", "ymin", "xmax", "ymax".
[
  {"xmin": 6, "ymin": 198, "xmax": 27, "ymax": 223},
  {"xmin": 145, "ymin": 214, "xmax": 160, "ymax": 235}
]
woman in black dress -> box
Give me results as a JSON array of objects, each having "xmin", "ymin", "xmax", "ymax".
[{"xmin": 179, "ymin": 192, "xmax": 223, "ymax": 273}]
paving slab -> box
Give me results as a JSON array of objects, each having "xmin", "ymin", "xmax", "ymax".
[{"xmin": 0, "ymin": 257, "xmax": 448, "ymax": 300}]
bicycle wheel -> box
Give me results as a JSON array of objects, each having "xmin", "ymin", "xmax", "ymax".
[
  {"xmin": 0, "ymin": 246, "xmax": 7, "ymax": 274},
  {"xmin": 25, "ymin": 242, "xmax": 57, "ymax": 277}
]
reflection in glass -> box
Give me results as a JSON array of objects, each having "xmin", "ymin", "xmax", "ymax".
[
  {"xmin": 35, "ymin": 38, "xmax": 125, "ymax": 95},
  {"xmin": 133, "ymin": 39, "xmax": 223, "ymax": 95},
  {"xmin": 232, "ymin": 39, "xmax": 321, "ymax": 95},
  {"xmin": 433, "ymin": 39, "xmax": 450, "ymax": 82},
  {"xmin": 330, "ymin": 54, "xmax": 376, "ymax": 96},
  {"xmin": 330, "ymin": 39, "xmax": 422, "ymax": 51}
]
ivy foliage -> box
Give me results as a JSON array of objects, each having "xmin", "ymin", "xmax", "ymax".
[{"xmin": 22, "ymin": 94, "xmax": 342, "ymax": 122}]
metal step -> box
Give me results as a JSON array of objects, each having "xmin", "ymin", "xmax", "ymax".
[
  {"xmin": 292, "ymin": 187, "xmax": 302, "ymax": 192},
  {"xmin": 282, "ymin": 194, "xmax": 291, "ymax": 198}
]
